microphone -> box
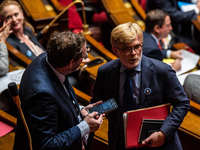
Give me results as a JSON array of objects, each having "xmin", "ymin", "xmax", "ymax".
[
  {"xmin": 8, "ymin": 82, "xmax": 20, "ymax": 107},
  {"xmin": 8, "ymin": 82, "xmax": 33, "ymax": 150}
]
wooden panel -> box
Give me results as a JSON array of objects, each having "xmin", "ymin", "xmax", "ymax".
[
  {"xmin": 130, "ymin": 0, "xmax": 146, "ymax": 20},
  {"xmin": 101, "ymin": 0, "xmax": 145, "ymax": 30},
  {"xmin": 18, "ymin": 0, "xmax": 57, "ymax": 30}
]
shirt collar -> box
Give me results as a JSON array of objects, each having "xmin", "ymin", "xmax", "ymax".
[
  {"xmin": 120, "ymin": 59, "xmax": 142, "ymax": 73},
  {"xmin": 151, "ymin": 33, "xmax": 159, "ymax": 45},
  {"xmin": 46, "ymin": 57, "xmax": 65, "ymax": 84}
]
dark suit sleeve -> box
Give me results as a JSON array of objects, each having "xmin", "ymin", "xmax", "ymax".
[
  {"xmin": 159, "ymin": 65, "xmax": 190, "ymax": 140},
  {"xmin": 24, "ymin": 93, "xmax": 82, "ymax": 150}
]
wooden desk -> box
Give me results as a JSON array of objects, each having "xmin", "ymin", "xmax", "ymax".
[
  {"xmin": 18, "ymin": 0, "xmax": 58, "ymax": 31},
  {"xmin": 101, "ymin": 0, "xmax": 145, "ymax": 30},
  {"xmin": 0, "ymin": 110, "xmax": 17, "ymax": 150},
  {"xmin": 178, "ymin": 101, "xmax": 200, "ymax": 150}
]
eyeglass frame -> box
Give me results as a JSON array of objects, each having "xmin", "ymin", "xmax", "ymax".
[
  {"xmin": 114, "ymin": 43, "xmax": 143, "ymax": 55},
  {"xmin": 73, "ymin": 44, "xmax": 90, "ymax": 61}
]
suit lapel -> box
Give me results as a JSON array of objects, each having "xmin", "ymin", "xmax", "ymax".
[
  {"xmin": 138, "ymin": 56, "xmax": 153, "ymax": 108},
  {"xmin": 110, "ymin": 59, "xmax": 121, "ymax": 106},
  {"xmin": 41, "ymin": 57, "xmax": 79, "ymax": 122}
]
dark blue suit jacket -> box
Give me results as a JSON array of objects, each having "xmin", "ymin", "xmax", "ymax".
[
  {"xmin": 91, "ymin": 55, "xmax": 190, "ymax": 150},
  {"xmin": 143, "ymin": 32, "xmax": 167, "ymax": 61},
  {"xmin": 6, "ymin": 26, "xmax": 45, "ymax": 60},
  {"xmin": 14, "ymin": 53, "xmax": 83, "ymax": 150}
]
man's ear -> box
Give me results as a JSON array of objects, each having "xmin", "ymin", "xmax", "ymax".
[
  {"xmin": 69, "ymin": 59, "xmax": 75, "ymax": 68},
  {"xmin": 154, "ymin": 25, "xmax": 160, "ymax": 34},
  {"xmin": 112, "ymin": 47, "xmax": 119, "ymax": 57}
]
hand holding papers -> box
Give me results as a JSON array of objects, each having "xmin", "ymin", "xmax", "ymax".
[
  {"xmin": 123, "ymin": 103, "xmax": 170, "ymax": 149},
  {"xmin": 163, "ymin": 50, "xmax": 200, "ymax": 76}
]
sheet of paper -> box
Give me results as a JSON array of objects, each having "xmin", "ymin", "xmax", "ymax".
[
  {"xmin": 176, "ymin": 50, "xmax": 199, "ymax": 76},
  {"xmin": 177, "ymin": 1, "xmax": 197, "ymax": 12},
  {"xmin": 0, "ymin": 69, "xmax": 25, "ymax": 94},
  {"xmin": 177, "ymin": 70, "xmax": 200, "ymax": 85}
]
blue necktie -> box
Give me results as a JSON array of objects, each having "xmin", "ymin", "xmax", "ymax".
[{"xmin": 123, "ymin": 69, "xmax": 136, "ymax": 112}]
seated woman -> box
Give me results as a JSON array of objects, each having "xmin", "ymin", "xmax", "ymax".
[{"xmin": 0, "ymin": 0, "xmax": 45, "ymax": 60}]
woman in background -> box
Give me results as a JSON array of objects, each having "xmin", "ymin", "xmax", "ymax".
[{"xmin": 0, "ymin": 0, "xmax": 45, "ymax": 60}]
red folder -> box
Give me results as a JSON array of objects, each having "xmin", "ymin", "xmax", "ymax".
[{"xmin": 123, "ymin": 103, "xmax": 170, "ymax": 149}]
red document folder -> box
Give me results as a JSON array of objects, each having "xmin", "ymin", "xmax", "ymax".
[{"xmin": 123, "ymin": 103, "xmax": 170, "ymax": 149}]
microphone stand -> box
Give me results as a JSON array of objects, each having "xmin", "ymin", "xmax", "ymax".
[
  {"xmin": 8, "ymin": 82, "xmax": 33, "ymax": 150},
  {"xmin": 39, "ymin": 0, "xmax": 91, "ymax": 36}
]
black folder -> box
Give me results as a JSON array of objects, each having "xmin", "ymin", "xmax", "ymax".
[{"xmin": 138, "ymin": 119, "xmax": 164, "ymax": 143}]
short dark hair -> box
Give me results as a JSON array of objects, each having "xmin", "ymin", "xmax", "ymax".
[
  {"xmin": 47, "ymin": 31, "xmax": 86, "ymax": 68},
  {"xmin": 145, "ymin": 9, "xmax": 169, "ymax": 33}
]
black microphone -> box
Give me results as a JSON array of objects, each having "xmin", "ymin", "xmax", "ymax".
[{"xmin": 8, "ymin": 82, "xmax": 19, "ymax": 97}]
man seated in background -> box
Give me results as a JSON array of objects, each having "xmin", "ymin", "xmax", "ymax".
[
  {"xmin": 143, "ymin": 9, "xmax": 184, "ymax": 71},
  {"xmin": 146, "ymin": 0, "xmax": 200, "ymax": 38}
]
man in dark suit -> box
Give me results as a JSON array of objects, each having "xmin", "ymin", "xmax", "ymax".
[
  {"xmin": 143, "ymin": 9, "xmax": 183, "ymax": 71},
  {"xmin": 13, "ymin": 31, "xmax": 104, "ymax": 150},
  {"xmin": 143, "ymin": 9, "xmax": 200, "ymax": 71},
  {"xmin": 146, "ymin": 0, "xmax": 200, "ymax": 37},
  {"xmin": 91, "ymin": 22, "xmax": 190, "ymax": 150}
]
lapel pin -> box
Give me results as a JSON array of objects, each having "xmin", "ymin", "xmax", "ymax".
[{"xmin": 144, "ymin": 88, "xmax": 152, "ymax": 95}]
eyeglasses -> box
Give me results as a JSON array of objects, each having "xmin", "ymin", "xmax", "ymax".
[
  {"xmin": 82, "ymin": 45, "xmax": 90, "ymax": 59},
  {"xmin": 114, "ymin": 43, "xmax": 143, "ymax": 55}
]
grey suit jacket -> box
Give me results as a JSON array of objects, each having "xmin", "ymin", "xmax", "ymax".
[
  {"xmin": 0, "ymin": 43, "xmax": 8, "ymax": 76},
  {"xmin": 91, "ymin": 55, "xmax": 190, "ymax": 150}
]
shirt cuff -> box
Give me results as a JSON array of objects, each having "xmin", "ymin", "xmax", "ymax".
[
  {"xmin": 77, "ymin": 120, "xmax": 90, "ymax": 138},
  {"xmin": 194, "ymin": 6, "xmax": 199, "ymax": 14},
  {"xmin": 166, "ymin": 50, "xmax": 171, "ymax": 58}
]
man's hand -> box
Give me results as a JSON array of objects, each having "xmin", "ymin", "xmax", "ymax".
[
  {"xmin": 170, "ymin": 50, "xmax": 183, "ymax": 60},
  {"xmin": 84, "ymin": 112, "xmax": 104, "ymax": 132},
  {"xmin": 142, "ymin": 131, "xmax": 166, "ymax": 147},
  {"xmin": 81, "ymin": 101, "xmax": 103, "ymax": 118},
  {"xmin": 172, "ymin": 58, "xmax": 181, "ymax": 71}
]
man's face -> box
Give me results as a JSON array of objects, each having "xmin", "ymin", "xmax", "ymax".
[
  {"xmin": 159, "ymin": 16, "xmax": 173, "ymax": 39},
  {"xmin": 113, "ymin": 36, "xmax": 143, "ymax": 69},
  {"xmin": 70, "ymin": 43, "xmax": 88, "ymax": 72}
]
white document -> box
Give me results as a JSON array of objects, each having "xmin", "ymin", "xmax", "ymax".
[
  {"xmin": 0, "ymin": 69, "xmax": 25, "ymax": 94},
  {"xmin": 177, "ymin": 70, "xmax": 200, "ymax": 85},
  {"xmin": 176, "ymin": 50, "xmax": 200, "ymax": 76}
]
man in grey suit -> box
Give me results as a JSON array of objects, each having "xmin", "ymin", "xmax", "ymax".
[
  {"xmin": 14, "ymin": 31, "xmax": 104, "ymax": 150},
  {"xmin": 91, "ymin": 22, "xmax": 190, "ymax": 150}
]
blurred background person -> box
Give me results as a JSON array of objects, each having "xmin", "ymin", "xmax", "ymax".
[
  {"xmin": 143, "ymin": 9, "xmax": 183, "ymax": 71},
  {"xmin": 0, "ymin": 0, "xmax": 45, "ymax": 61},
  {"xmin": 0, "ymin": 20, "xmax": 12, "ymax": 76}
]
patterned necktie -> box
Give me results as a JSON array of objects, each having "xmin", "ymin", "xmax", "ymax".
[
  {"xmin": 123, "ymin": 69, "xmax": 137, "ymax": 112},
  {"xmin": 64, "ymin": 75, "xmax": 80, "ymax": 116}
]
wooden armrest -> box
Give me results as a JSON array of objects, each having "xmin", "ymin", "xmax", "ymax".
[
  {"xmin": 73, "ymin": 87, "xmax": 91, "ymax": 105},
  {"xmin": 190, "ymin": 100, "xmax": 200, "ymax": 115},
  {"xmin": 0, "ymin": 110, "xmax": 17, "ymax": 127},
  {"xmin": 49, "ymin": 0, "xmax": 66, "ymax": 12},
  {"xmin": 130, "ymin": 0, "xmax": 146, "ymax": 20},
  {"xmin": 84, "ymin": 34, "xmax": 117, "ymax": 60},
  {"xmin": 6, "ymin": 43, "xmax": 32, "ymax": 67}
]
